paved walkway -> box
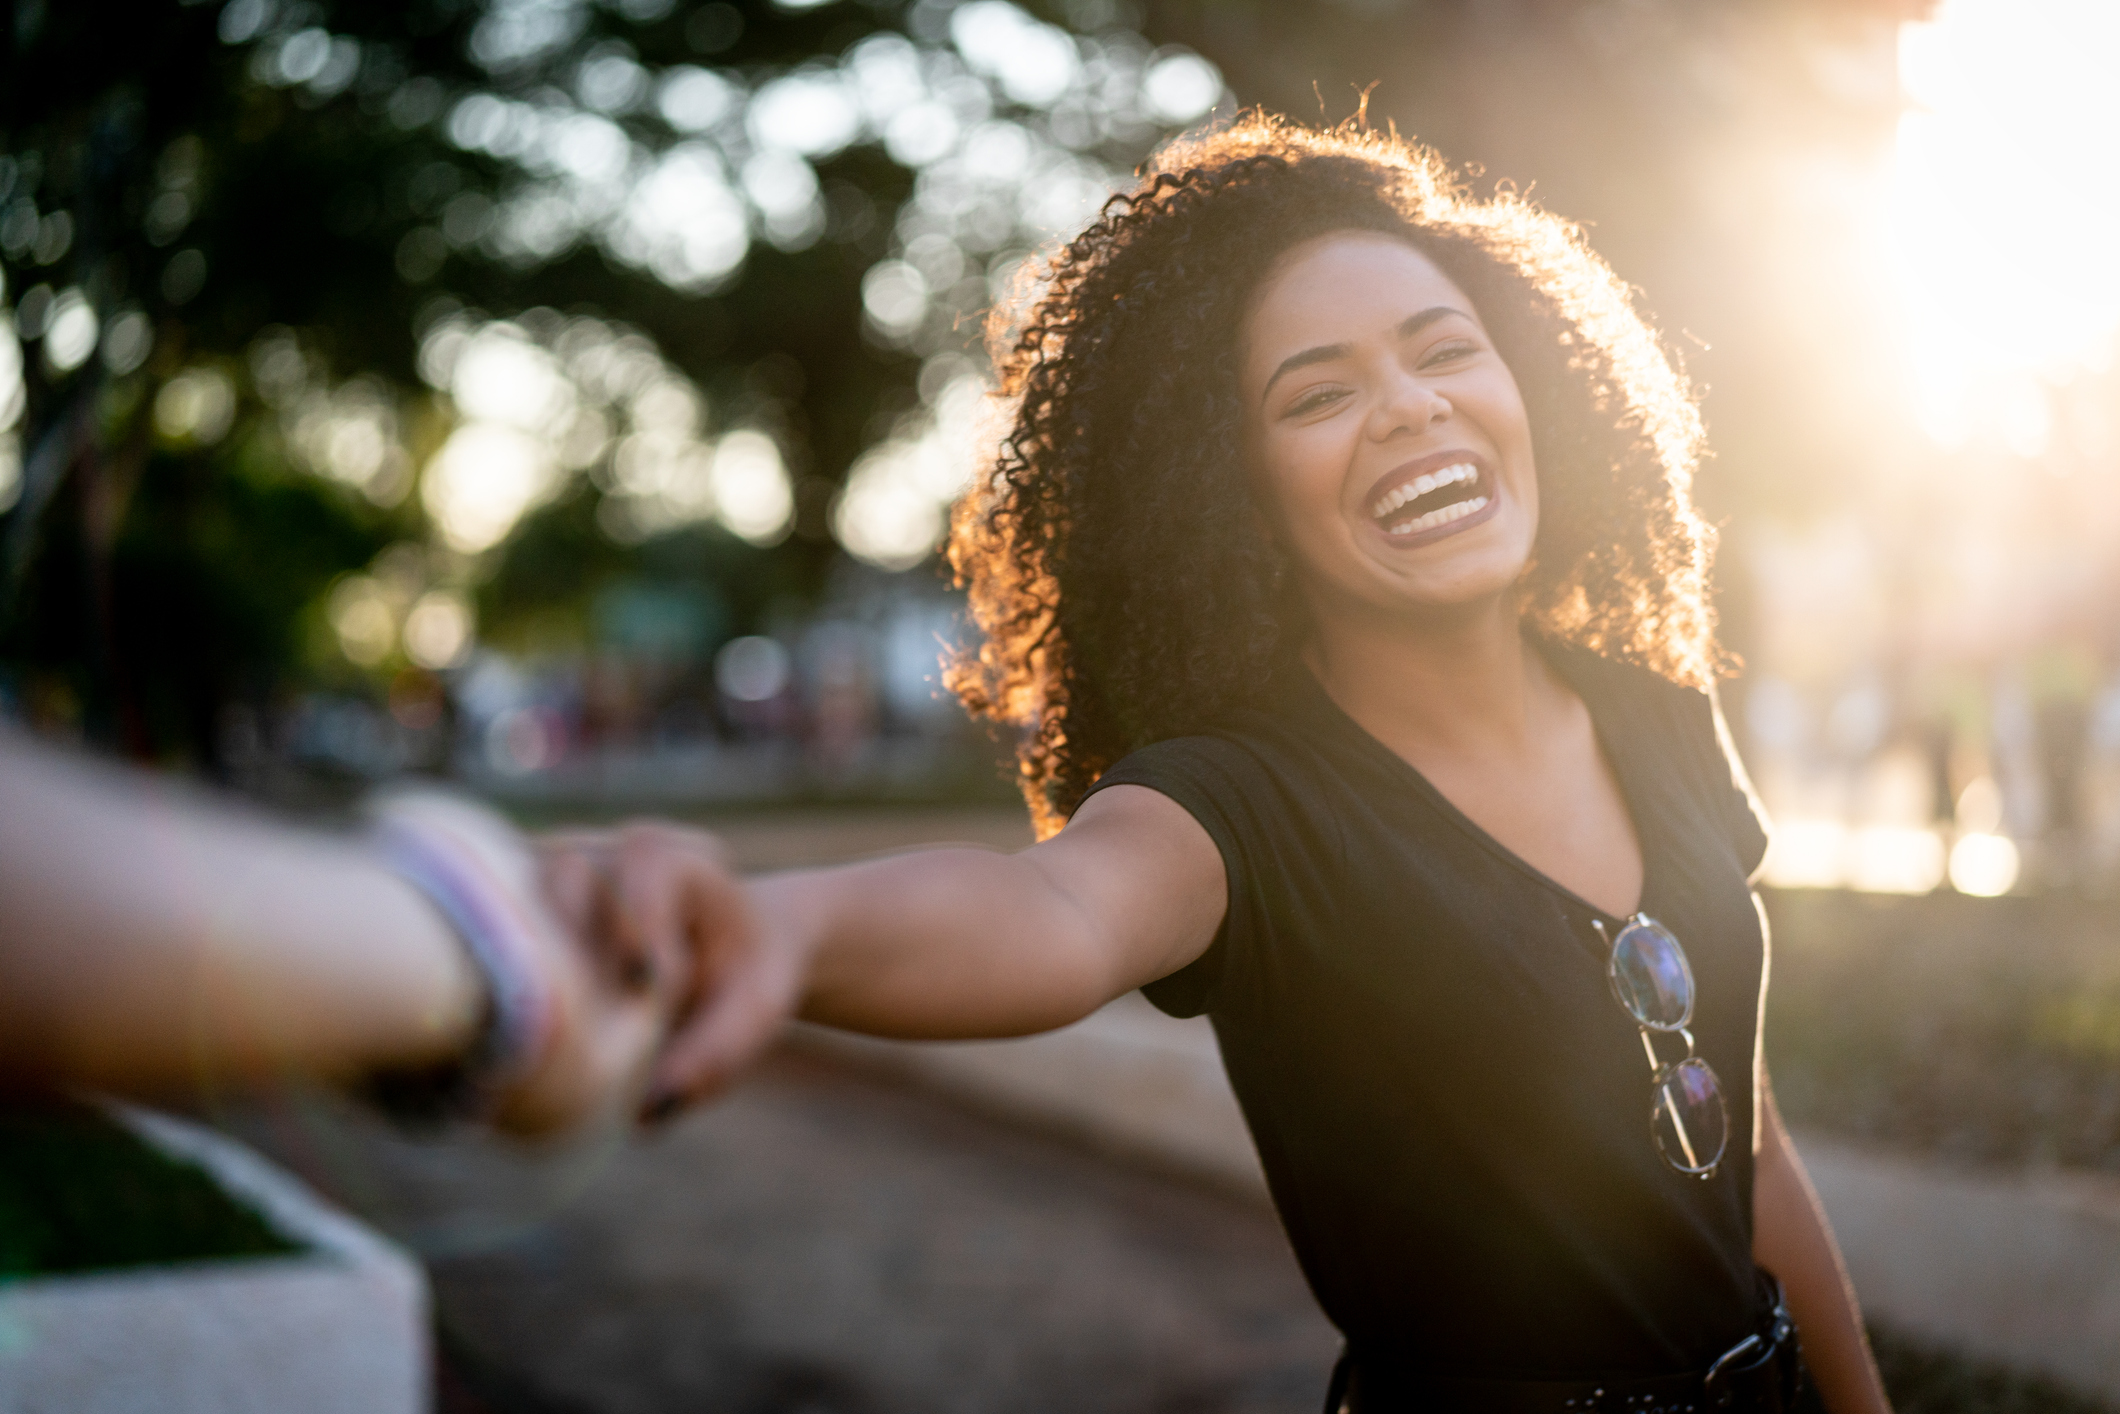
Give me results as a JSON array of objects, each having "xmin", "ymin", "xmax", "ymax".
[{"xmin": 219, "ymin": 1053, "xmax": 1337, "ymax": 1414}]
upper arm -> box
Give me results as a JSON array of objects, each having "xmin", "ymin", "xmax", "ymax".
[{"xmin": 1025, "ymin": 783, "xmax": 1229, "ymax": 1002}]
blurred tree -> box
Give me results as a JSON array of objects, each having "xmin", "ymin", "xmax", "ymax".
[{"xmin": 0, "ymin": 0, "xmax": 1223, "ymax": 767}]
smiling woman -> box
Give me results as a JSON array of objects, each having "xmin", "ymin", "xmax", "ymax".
[
  {"xmin": 949, "ymin": 116, "xmax": 1719, "ymax": 838},
  {"xmin": 534, "ymin": 113, "xmax": 1894, "ymax": 1414}
]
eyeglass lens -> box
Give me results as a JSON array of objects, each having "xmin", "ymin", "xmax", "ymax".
[
  {"xmin": 1609, "ymin": 918, "xmax": 1694, "ymax": 1030},
  {"xmin": 1652, "ymin": 1056, "xmax": 1727, "ymax": 1175}
]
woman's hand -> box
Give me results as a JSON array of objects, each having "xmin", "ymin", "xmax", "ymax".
[
  {"xmin": 477, "ymin": 877, "xmax": 672, "ymax": 1137},
  {"xmin": 366, "ymin": 791, "xmax": 678, "ymax": 1139},
  {"xmin": 536, "ymin": 822, "xmax": 811, "ymax": 1121}
]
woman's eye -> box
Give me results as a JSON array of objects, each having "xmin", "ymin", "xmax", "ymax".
[
  {"xmin": 1285, "ymin": 387, "xmax": 1348, "ymax": 416},
  {"xmin": 1419, "ymin": 340, "xmax": 1480, "ymax": 369}
]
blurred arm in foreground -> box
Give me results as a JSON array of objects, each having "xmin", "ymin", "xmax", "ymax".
[{"xmin": 0, "ymin": 725, "xmax": 669, "ymax": 1136}]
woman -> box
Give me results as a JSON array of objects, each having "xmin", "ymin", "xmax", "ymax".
[{"xmin": 574, "ymin": 116, "xmax": 1891, "ymax": 1413}]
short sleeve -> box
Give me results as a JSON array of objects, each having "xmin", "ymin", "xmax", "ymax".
[
  {"xmin": 1703, "ymin": 683, "xmax": 1771, "ymax": 881},
  {"xmin": 1076, "ymin": 738, "xmax": 1257, "ymax": 1018}
]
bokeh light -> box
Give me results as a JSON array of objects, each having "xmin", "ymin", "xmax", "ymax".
[
  {"xmin": 707, "ymin": 430, "xmax": 794, "ymax": 546},
  {"xmin": 423, "ymin": 422, "xmax": 559, "ymax": 555},
  {"xmin": 153, "ymin": 368, "xmax": 237, "ymax": 446},
  {"xmin": 715, "ymin": 635, "xmax": 792, "ymax": 703},
  {"xmin": 1949, "ymin": 833, "xmax": 2022, "ymax": 897},
  {"xmin": 403, "ymin": 591, "xmax": 476, "ymax": 672},
  {"xmin": 1887, "ymin": 0, "xmax": 2120, "ymax": 449},
  {"xmin": 834, "ymin": 361, "xmax": 991, "ymax": 571},
  {"xmin": 328, "ymin": 575, "xmax": 397, "ymax": 668},
  {"xmin": 39, "ymin": 288, "xmax": 96, "ymax": 374}
]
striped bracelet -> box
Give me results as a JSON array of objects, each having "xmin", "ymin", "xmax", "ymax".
[{"xmin": 369, "ymin": 792, "xmax": 560, "ymax": 1106}]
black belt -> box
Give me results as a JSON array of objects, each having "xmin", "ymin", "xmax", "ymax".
[{"xmin": 1328, "ymin": 1275, "xmax": 1803, "ymax": 1414}]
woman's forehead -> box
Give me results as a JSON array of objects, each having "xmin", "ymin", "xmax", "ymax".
[{"xmin": 1244, "ymin": 232, "xmax": 1477, "ymax": 368}]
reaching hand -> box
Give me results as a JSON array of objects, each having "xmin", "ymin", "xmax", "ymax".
[
  {"xmin": 536, "ymin": 821, "xmax": 807, "ymax": 1123},
  {"xmin": 371, "ymin": 792, "xmax": 672, "ymax": 1138},
  {"xmin": 487, "ymin": 877, "xmax": 671, "ymax": 1137}
]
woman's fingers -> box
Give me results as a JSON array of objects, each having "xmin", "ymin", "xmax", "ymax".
[
  {"xmin": 530, "ymin": 819, "xmax": 793, "ymax": 1126},
  {"xmin": 597, "ymin": 823, "xmax": 797, "ymax": 1118},
  {"xmin": 609, "ymin": 822, "xmax": 730, "ymax": 1012},
  {"xmin": 536, "ymin": 828, "xmax": 667, "ymax": 997},
  {"xmin": 639, "ymin": 920, "xmax": 803, "ymax": 1118}
]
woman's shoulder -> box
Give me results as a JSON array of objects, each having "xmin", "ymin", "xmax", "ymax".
[
  {"xmin": 1546, "ymin": 639, "xmax": 1770, "ymax": 874},
  {"xmin": 1545, "ymin": 638, "xmax": 1721, "ymax": 741},
  {"xmin": 1076, "ymin": 686, "xmax": 1338, "ymax": 836}
]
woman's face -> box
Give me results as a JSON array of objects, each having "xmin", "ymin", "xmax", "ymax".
[{"xmin": 1240, "ymin": 230, "xmax": 1538, "ymax": 624}]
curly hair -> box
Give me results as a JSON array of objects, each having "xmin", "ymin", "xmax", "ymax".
[{"xmin": 946, "ymin": 113, "xmax": 1719, "ymax": 839}]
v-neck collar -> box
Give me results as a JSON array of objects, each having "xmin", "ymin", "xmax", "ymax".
[{"xmin": 1282, "ymin": 638, "xmax": 1654, "ymax": 929}]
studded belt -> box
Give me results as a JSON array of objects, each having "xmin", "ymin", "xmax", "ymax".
[{"xmin": 1327, "ymin": 1275, "xmax": 1804, "ymax": 1414}]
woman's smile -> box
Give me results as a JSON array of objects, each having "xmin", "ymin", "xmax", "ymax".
[
  {"xmin": 1241, "ymin": 230, "xmax": 1540, "ymax": 619},
  {"xmin": 1362, "ymin": 450, "xmax": 1499, "ymax": 547}
]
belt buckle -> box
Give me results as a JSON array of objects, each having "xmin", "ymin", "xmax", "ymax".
[{"xmin": 1701, "ymin": 1331, "xmax": 1776, "ymax": 1409}]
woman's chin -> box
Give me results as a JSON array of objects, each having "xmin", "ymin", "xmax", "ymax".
[{"xmin": 1367, "ymin": 540, "xmax": 1530, "ymax": 617}]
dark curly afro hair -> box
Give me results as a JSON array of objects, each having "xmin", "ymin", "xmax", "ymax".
[{"xmin": 947, "ymin": 113, "xmax": 1720, "ymax": 838}]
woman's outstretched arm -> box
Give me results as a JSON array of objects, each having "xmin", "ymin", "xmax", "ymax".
[
  {"xmin": 551, "ymin": 784, "xmax": 1227, "ymax": 1116},
  {"xmin": 0, "ymin": 726, "xmax": 667, "ymax": 1134},
  {"xmin": 1753, "ymin": 1075, "xmax": 1893, "ymax": 1414}
]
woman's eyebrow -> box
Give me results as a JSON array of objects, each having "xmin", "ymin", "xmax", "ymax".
[{"xmin": 1259, "ymin": 305, "xmax": 1470, "ymax": 404}]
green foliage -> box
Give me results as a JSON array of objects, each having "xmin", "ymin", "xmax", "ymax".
[
  {"xmin": 1764, "ymin": 889, "xmax": 2120, "ymax": 1172},
  {"xmin": 0, "ymin": 1, "xmax": 935, "ymax": 758},
  {"xmin": 1870, "ymin": 1325, "xmax": 2117, "ymax": 1414},
  {"xmin": 1, "ymin": 0, "xmax": 1208, "ymax": 763},
  {"xmin": 0, "ymin": 1097, "xmax": 301, "ymax": 1279}
]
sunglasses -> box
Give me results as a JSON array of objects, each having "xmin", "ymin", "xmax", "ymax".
[{"xmin": 1590, "ymin": 914, "xmax": 1728, "ymax": 1179}]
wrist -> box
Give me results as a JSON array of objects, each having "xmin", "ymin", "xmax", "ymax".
[
  {"xmin": 366, "ymin": 791, "xmax": 564, "ymax": 1118},
  {"xmin": 751, "ymin": 869, "xmax": 833, "ymax": 1016}
]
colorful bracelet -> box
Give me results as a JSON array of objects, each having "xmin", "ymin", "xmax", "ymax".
[{"xmin": 367, "ymin": 792, "xmax": 561, "ymax": 1114}]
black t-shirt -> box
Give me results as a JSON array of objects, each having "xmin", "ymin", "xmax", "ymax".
[{"xmin": 1081, "ymin": 642, "xmax": 1772, "ymax": 1381}]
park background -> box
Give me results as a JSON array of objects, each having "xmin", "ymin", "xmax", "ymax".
[{"xmin": 12, "ymin": 0, "xmax": 2120, "ymax": 1410}]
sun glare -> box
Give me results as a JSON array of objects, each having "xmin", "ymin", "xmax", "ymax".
[{"xmin": 1889, "ymin": 0, "xmax": 2120, "ymax": 449}]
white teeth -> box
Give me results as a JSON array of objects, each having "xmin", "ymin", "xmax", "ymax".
[
  {"xmin": 1370, "ymin": 463, "xmax": 1481, "ymax": 520},
  {"xmin": 1386, "ymin": 493, "xmax": 1490, "ymax": 537}
]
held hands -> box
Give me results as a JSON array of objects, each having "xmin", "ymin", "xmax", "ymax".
[
  {"xmin": 370, "ymin": 793, "xmax": 677, "ymax": 1137},
  {"xmin": 378, "ymin": 797, "xmax": 794, "ymax": 1136},
  {"xmin": 535, "ymin": 822, "xmax": 807, "ymax": 1123}
]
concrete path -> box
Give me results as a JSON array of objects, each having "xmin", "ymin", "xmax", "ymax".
[
  {"xmin": 217, "ymin": 1054, "xmax": 1338, "ymax": 1414},
  {"xmin": 1797, "ymin": 1136, "xmax": 2120, "ymax": 1399}
]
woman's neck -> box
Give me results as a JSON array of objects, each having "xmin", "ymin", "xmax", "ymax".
[{"xmin": 1303, "ymin": 593, "xmax": 1551, "ymax": 759}]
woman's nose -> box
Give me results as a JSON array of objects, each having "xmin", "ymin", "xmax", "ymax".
[{"xmin": 1368, "ymin": 369, "xmax": 1450, "ymax": 440}]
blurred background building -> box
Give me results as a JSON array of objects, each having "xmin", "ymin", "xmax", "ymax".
[{"xmin": 8, "ymin": 0, "xmax": 2120, "ymax": 895}]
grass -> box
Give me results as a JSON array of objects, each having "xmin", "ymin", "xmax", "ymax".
[
  {"xmin": 1764, "ymin": 888, "xmax": 2120, "ymax": 1171},
  {"xmin": 1871, "ymin": 1325, "xmax": 2115, "ymax": 1414}
]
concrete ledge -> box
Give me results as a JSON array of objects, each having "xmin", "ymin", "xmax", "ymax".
[{"xmin": 0, "ymin": 1105, "xmax": 430, "ymax": 1414}]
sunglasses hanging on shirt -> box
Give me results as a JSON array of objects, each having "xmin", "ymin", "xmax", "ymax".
[{"xmin": 1592, "ymin": 914, "xmax": 1729, "ymax": 1180}]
